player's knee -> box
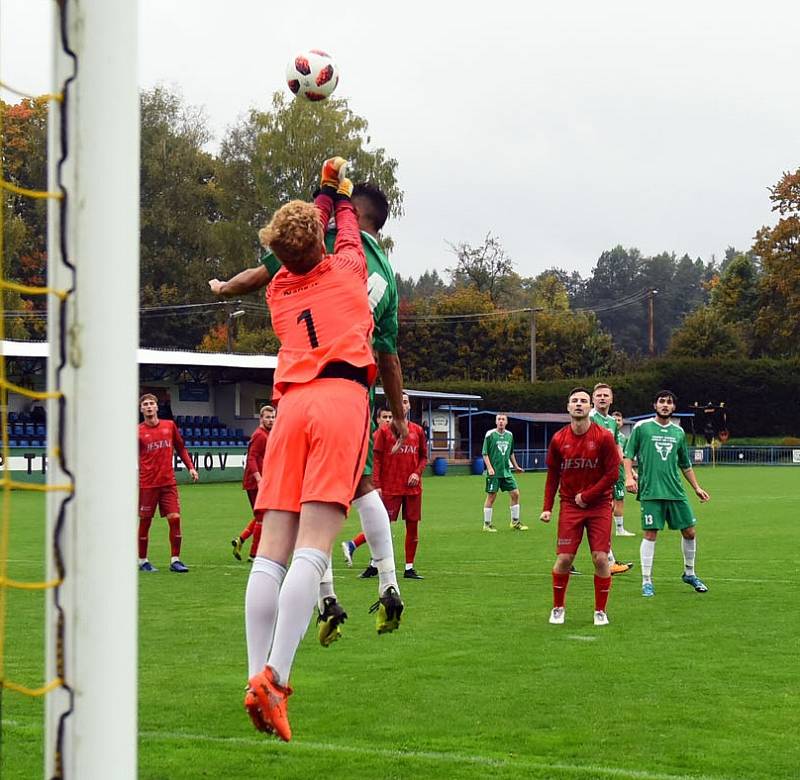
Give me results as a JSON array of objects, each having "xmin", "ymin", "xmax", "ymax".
[
  {"xmin": 354, "ymin": 474, "xmax": 374, "ymax": 499},
  {"xmin": 681, "ymin": 527, "xmax": 696, "ymax": 540},
  {"xmin": 510, "ymin": 490, "xmax": 520, "ymax": 503},
  {"xmin": 554, "ymin": 554, "xmax": 574, "ymax": 572}
]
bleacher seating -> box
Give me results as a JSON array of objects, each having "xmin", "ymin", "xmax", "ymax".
[{"xmin": 161, "ymin": 414, "xmax": 255, "ymax": 448}]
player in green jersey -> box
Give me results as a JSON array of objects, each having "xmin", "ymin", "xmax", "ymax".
[
  {"xmin": 590, "ymin": 384, "xmax": 634, "ymax": 574},
  {"xmin": 623, "ymin": 390, "xmax": 710, "ymax": 598},
  {"xmin": 209, "ymin": 182, "xmax": 407, "ymax": 637},
  {"xmin": 611, "ymin": 410, "xmax": 636, "ymax": 537},
  {"xmin": 481, "ymin": 413, "xmax": 526, "ymax": 532}
]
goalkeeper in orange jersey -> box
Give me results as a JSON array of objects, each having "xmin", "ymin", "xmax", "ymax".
[{"xmin": 244, "ymin": 158, "xmax": 391, "ymax": 742}]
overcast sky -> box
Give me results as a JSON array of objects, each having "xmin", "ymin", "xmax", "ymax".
[{"xmin": 3, "ymin": 1, "xmax": 799, "ymax": 281}]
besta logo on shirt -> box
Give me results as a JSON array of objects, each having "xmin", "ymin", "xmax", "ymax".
[
  {"xmin": 561, "ymin": 457, "xmax": 599, "ymax": 470},
  {"xmin": 144, "ymin": 439, "xmax": 172, "ymax": 454},
  {"xmin": 394, "ymin": 443, "xmax": 418, "ymax": 455}
]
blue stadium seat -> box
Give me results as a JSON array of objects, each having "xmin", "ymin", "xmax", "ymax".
[
  {"xmin": 19, "ymin": 439, "xmax": 29, "ymax": 447},
  {"xmin": 202, "ymin": 440, "xmax": 210, "ymax": 447},
  {"xmin": 25, "ymin": 423, "xmax": 35, "ymax": 436},
  {"xmin": 19, "ymin": 412, "xmax": 31, "ymax": 423},
  {"xmin": 175, "ymin": 415, "xmax": 185, "ymax": 426},
  {"xmin": 235, "ymin": 428, "xmax": 244, "ymax": 439},
  {"xmin": 218, "ymin": 426, "xmax": 228, "ymax": 438},
  {"xmin": 193, "ymin": 427, "xmax": 201, "ymax": 438},
  {"xmin": 193, "ymin": 416, "xmax": 202, "ymax": 425},
  {"xmin": 13, "ymin": 423, "xmax": 23, "ymax": 436},
  {"xmin": 202, "ymin": 427, "xmax": 211, "ymax": 438},
  {"xmin": 202, "ymin": 416, "xmax": 210, "ymax": 425},
  {"xmin": 210, "ymin": 415, "xmax": 219, "ymax": 426},
  {"xmin": 36, "ymin": 424, "xmax": 46, "ymax": 436},
  {"xmin": 211, "ymin": 427, "xmax": 219, "ymax": 438},
  {"xmin": 8, "ymin": 412, "xmax": 18, "ymax": 423},
  {"xmin": 8, "ymin": 439, "xmax": 17, "ymax": 448}
]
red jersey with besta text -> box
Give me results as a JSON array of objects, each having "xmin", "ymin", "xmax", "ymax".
[
  {"xmin": 242, "ymin": 426, "xmax": 269, "ymax": 491},
  {"xmin": 543, "ymin": 422, "xmax": 620, "ymax": 511},
  {"xmin": 267, "ymin": 196, "xmax": 377, "ymax": 400},
  {"xmin": 138, "ymin": 419, "xmax": 194, "ymax": 489},
  {"xmin": 373, "ymin": 422, "xmax": 428, "ymax": 496}
]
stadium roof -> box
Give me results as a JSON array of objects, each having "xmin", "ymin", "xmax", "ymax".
[
  {"xmin": 627, "ymin": 413, "xmax": 694, "ymax": 421},
  {"xmin": 1, "ymin": 340, "xmax": 277, "ymax": 369},
  {"xmin": 459, "ymin": 410, "xmax": 571, "ymax": 424},
  {"xmin": 378, "ymin": 387, "xmax": 482, "ymax": 402}
]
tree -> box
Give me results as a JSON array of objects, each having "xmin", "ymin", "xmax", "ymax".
[
  {"xmin": 667, "ymin": 307, "xmax": 747, "ymax": 359},
  {"xmin": 446, "ymin": 232, "xmax": 516, "ymax": 304},
  {"xmin": 139, "ymin": 86, "xmax": 221, "ymax": 347},
  {"xmin": 710, "ymin": 253, "xmax": 759, "ymax": 350},
  {"xmin": 753, "ymin": 168, "xmax": 800, "ymax": 357}
]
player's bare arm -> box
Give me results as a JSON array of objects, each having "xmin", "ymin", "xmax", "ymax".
[
  {"xmin": 511, "ymin": 454, "xmax": 524, "ymax": 473},
  {"xmin": 682, "ymin": 467, "xmax": 710, "ymax": 502},
  {"xmin": 189, "ymin": 468, "xmax": 199, "ymax": 482},
  {"xmin": 624, "ymin": 457, "xmax": 637, "ymax": 493},
  {"xmin": 574, "ymin": 492, "xmax": 588, "ymax": 508},
  {"xmin": 209, "ymin": 265, "xmax": 271, "ymax": 297},
  {"xmin": 484, "ymin": 454, "xmax": 495, "ymax": 476},
  {"xmin": 378, "ymin": 351, "xmax": 408, "ymax": 443}
]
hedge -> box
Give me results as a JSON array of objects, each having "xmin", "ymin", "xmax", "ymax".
[{"xmin": 412, "ymin": 358, "xmax": 800, "ymax": 438}]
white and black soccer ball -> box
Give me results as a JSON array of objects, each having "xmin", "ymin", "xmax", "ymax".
[{"xmin": 286, "ymin": 49, "xmax": 339, "ymax": 102}]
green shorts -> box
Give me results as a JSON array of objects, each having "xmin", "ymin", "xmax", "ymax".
[
  {"xmin": 613, "ymin": 479, "xmax": 626, "ymax": 501},
  {"xmin": 640, "ymin": 498, "xmax": 696, "ymax": 531},
  {"xmin": 361, "ymin": 387, "xmax": 377, "ymax": 478},
  {"xmin": 486, "ymin": 475, "xmax": 518, "ymax": 494}
]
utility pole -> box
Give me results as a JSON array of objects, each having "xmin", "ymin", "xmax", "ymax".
[
  {"xmin": 647, "ymin": 289, "xmax": 658, "ymax": 356},
  {"xmin": 227, "ymin": 306, "xmax": 245, "ymax": 352},
  {"xmin": 529, "ymin": 307, "xmax": 544, "ymax": 382}
]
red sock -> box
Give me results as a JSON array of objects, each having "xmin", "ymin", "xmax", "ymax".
[
  {"xmin": 352, "ymin": 531, "xmax": 367, "ymax": 549},
  {"xmin": 138, "ymin": 517, "xmax": 153, "ymax": 559},
  {"xmin": 250, "ymin": 513, "xmax": 264, "ymax": 558},
  {"xmin": 240, "ymin": 518, "xmax": 256, "ymax": 541},
  {"xmin": 167, "ymin": 515, "xmax": 182, "ymax": 558},
  {"xmin": 594, "ymin": 575, "xmax": 612, "ymax": 612},
  {"xmin": 404, "ymin": 519, "xmax": 419, "ymax": 566},
  {"xmin": 552, "ymin": 570, "xmax": 570, "ymax": 608}
]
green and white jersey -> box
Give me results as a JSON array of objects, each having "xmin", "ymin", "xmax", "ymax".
[
  {"xmin": 482, "ymin": 429, "xmax": 515, "ymax": 478},
  {"xmin": 589, "ymin": 408, "xmax": 620, "ymax": 444},
  {"xmin": 260, "ymin": 229, "xmax": 399, "ymax": 355},
  {"xmin": 616, "ymin": 430, "xmax": 628, "ymax": 480},
  {"xmin": 623, "ymin": 418, "xmax": 692, "ymax": 501}
]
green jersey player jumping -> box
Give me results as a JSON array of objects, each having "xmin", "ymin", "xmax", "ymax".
[
  {"xmin": 481, "ymin": 413, "xmax": 526, "ymax": 532},
  {"xmin": 623, "ymin": 389, "xmax": 710, "ymax": 598},
  {"xmin": 208, "ymin": 178, "xmax": 406, "ymax": 638}
]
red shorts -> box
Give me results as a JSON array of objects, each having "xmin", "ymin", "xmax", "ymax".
[
  {"xmin": 255, "ymin": 378, "xmax": 370, "ymax": 514},
  {"xmin": 138, "ymin": 484, "xmax": 180, "ymax": 518},
  {"xmin": 556, "ymin": 505, "xmax": 611, "ymax": 555},
  {"xmin": 382, "ymin": 493, "xmax": 422, "ymax": 523}
]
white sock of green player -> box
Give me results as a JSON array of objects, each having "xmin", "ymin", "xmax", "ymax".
[
  {"xmin": 268, "ymin": 547, "xmax": 328, "ymax": 687},
  {"xmin": 510, "ymin": 504, "xmax": 521, "ymax": 524},
  {"xmin": 317, "ymin": 558, "xmax": 336, "ymax": 613},
  {"xmin": 245, "ymin": 557, "xmax": 286, "ymax": 678},
  {"xmin": 614, "ymin": 515, "xmax": 624, "ymax": 531},
  {"xmin": 483, "ymin": 507, "xmax": 493, "ymax": 526},
  {"xmin": 681, "ymin": 537, "xmax": 696, "ymax": 576},
  {"xmin": 640, "ymin": 539, "xmax": 656, "ymax": 583},
  {"xmin": 352, "ymin": 490, "xmax": 399, "ymax": 595}
]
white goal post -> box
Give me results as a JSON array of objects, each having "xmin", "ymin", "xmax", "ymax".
[{"xmin": 45, "ymin": 0, "xmax": 139, "ymax": 777}]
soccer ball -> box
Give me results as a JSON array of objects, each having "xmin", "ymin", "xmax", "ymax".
[{"xmin": 286, "ymin": 49, "xmax": 339, "ymax": 102}]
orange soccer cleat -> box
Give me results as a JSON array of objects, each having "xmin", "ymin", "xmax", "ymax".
[{"xmin": 245, "ymin": 666, "xmax": 294, "ymax": 741}]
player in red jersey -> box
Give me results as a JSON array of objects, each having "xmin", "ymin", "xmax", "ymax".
[
  {"xmin": 244, "ymin": 158, "xmax": 385, "ymax": 742},
  {"xmin": 539, "ymin": 388, "xmax": 621, "ymax": 626},
  {"xmin": 344, "ymin": 394, "xmax": 428, "ymax": 578},
  {"xmin": 137, "ymin": 394, "xmax": 198, "ymax": 573},
  {"xmin": 232, "ymin": 404, "xmax": 275, "ymax": 562}
]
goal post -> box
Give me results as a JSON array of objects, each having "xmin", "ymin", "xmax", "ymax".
[{"xmin": 45, "ymin": 0, "xmax": 139, "ymax": 777}]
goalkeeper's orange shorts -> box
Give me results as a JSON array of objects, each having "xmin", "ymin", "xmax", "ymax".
[{"xmin": 255, "ymin": 378, "xmax": 370, "ymax": 514}]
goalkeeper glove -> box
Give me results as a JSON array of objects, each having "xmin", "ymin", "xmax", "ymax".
[{"xmin": 320, "ymin": 157, "xmax": 348, "ymax": 193}]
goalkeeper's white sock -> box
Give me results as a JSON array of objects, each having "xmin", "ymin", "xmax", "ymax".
[
  {"xmin": 317, "ymin": 557, "xmax": 336, "ymax": 613},
  {"xmin": 353, "ymin": 490, "xmax": 398, "ymax": 595},
  {"xmin": 681, "ymin": 537, "xmax": 696, "ymax": 576},
  {"xmin": 510, "ymin": 504, "xmax": 521, "ymax": 523},
  {"xmin": 268, "ymin": 547, "xmax": 327, "ymax": 687},
  {"xmin": 608, "ymin": 547, "xmax": 617, "ymax": 565},
  {"xmin": 640, "ymin": 539, "xmax": 656, "ymax": 584},
  {"xmin": 483, "ymin": 508, "xmax": 493, "ymax": 526},
  {"xmin": 245, "ymin": 556, "xmax": 286, "ymax": 678},
  {"xmin": 614, "ymin": 515, "xmax": 625, "ymax": 530}
]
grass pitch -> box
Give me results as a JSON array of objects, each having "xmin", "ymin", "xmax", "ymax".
[{"xmin": 2, "ymin": 467, "xmax": 798, "ymax": 779}]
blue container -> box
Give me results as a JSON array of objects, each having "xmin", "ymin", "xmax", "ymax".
[
  {"xmin": 472, "ymin": 456, "xmax": 485, "ymax": 475},
  {"xmin": 432, "ymin": 457, "xmax": 448, "ymax": 476}
]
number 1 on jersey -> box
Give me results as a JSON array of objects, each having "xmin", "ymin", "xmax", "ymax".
[{"xmin": 297, "ymin": 308, "xmax": 319, "ymax": 348}]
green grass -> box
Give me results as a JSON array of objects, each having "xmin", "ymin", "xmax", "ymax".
[{"xmin": 2, "ymin": 468, "xmax": 799, "ymax": 779}]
